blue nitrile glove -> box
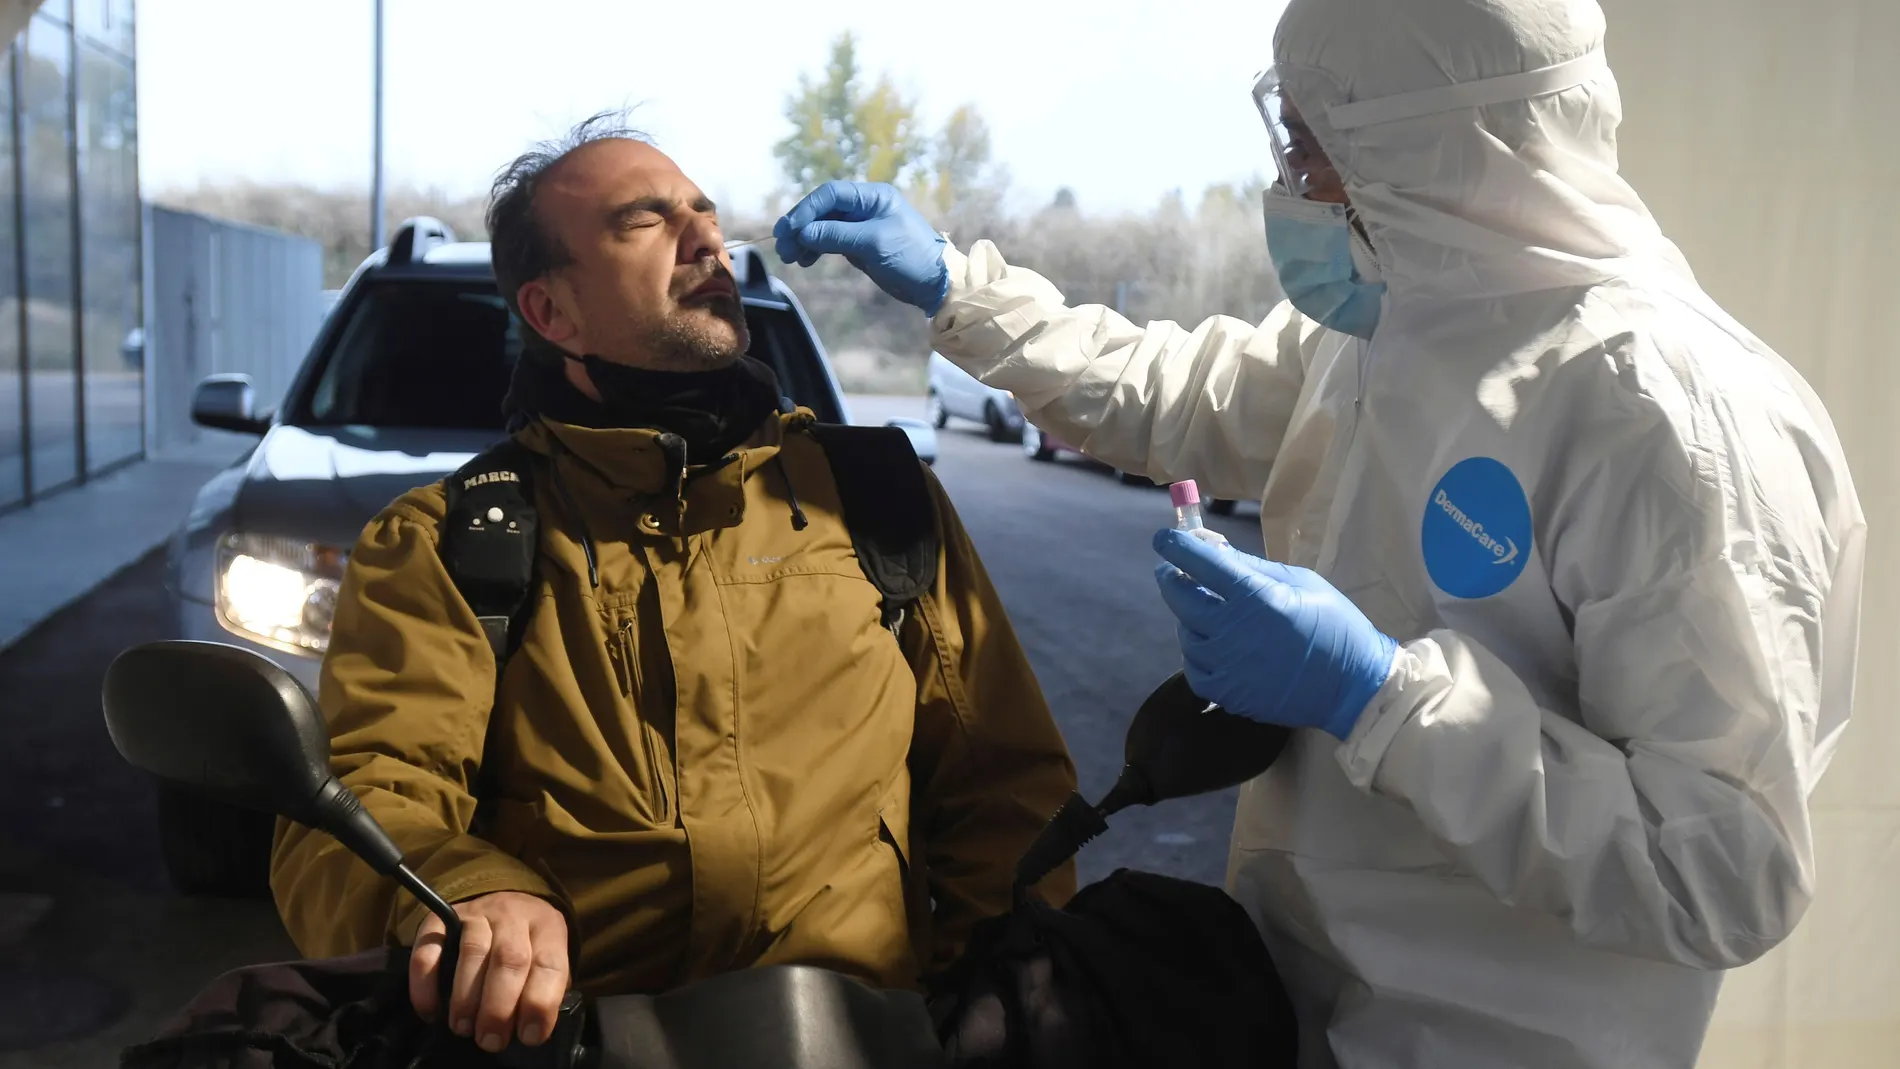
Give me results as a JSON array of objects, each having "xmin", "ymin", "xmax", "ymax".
[
  {"xmin": 1151, "ymin": 528, "xmax": 1400, "ymax": 740},
  {"xmin": 773, "ymin": 181, "xmax": 951, "ymax": 315}
]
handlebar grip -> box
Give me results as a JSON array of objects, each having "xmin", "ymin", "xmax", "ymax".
[{"xmin": 492, "ymin": 991, "xmax": 592, "ymax": 1069}]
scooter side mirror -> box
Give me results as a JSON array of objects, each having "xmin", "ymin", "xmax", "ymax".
[
  {"xmin": 1013, "ymin": 671, "xmax": 1293, "ymax": 894},
  {"xmin": 1106, "ymin": 671, "xmax": 1292, "ymax": 811},
  {"xmin": 102, "ymin": 640, "xmax": 480, "ymax": 1032},
  {"xmin": 101, "ymin": 640, "xmax": 406, "ymax": 880},
  {"xmin": 102, "ymin": 639, "xmax": 588, "ymax": 1068},
  {"xmin": 102, "ymin": 640, "xmax": 336, "ymax": 826}
]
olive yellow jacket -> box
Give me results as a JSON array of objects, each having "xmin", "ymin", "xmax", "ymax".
[{"xmin": 270, "ymin": 410, "xmax": 1078, "ymax": 994}]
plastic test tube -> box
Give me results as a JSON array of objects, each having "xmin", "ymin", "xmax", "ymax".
[{"xmin": 1169, "ymin": 481, "xmax": 1231, "ymax": 546}]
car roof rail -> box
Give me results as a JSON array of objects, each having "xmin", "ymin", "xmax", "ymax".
[
  {"xmin": 388, "ymin": 216, "xmax": 457, "ymax": 265},
  {"xmin": 730, "ymin": 245, "xmax": 776, "ymax": 299}
]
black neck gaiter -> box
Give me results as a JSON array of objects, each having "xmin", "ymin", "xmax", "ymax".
[{"xmin": 507, "ymin": 349, "xmax": 784, "ymax": 463}]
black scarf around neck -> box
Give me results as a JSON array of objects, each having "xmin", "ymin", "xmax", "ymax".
[{"xmin": 503, "ymin": 347, "xmax": 784, "ymax": 463}]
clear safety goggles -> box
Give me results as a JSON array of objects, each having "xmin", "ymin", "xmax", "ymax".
[
  {"xmin": 1250, "ymin": 66, "xmax": 1344, "ymax": 202},
  {"xmin": 1250, "ymin": 50, "xmax": 1612, "ymax": 198}
]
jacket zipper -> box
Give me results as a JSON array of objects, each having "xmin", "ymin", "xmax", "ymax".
[{"xmin": 614, "ymin": 616, "xmax": 673, "ymax": 824}]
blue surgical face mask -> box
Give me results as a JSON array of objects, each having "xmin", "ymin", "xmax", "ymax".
[{"xmin": 1262, "ymin": 190, "xmax": 1386, "ymax": 340}]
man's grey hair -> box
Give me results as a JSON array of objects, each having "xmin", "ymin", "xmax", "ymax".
[{"xmin": 486, "ymin": 110, "xmax": 652, "ymax": 329}]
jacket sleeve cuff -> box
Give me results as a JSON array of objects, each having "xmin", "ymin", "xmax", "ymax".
[
  {"xmin": 1337, "ymin": 636, "xmax": 1453, "ymax": 795},
  {"xmin": 388, "ymin": 835, "xmax": 565, "ymax": 945}
]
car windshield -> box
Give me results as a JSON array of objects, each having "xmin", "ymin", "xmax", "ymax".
[
  {"xmin": 301, "ymin": 281, "xmax": 519, "ymax": 429},
  {"xmin": 294, "ymin": 278, "xmax": 842, "ymax": 429}
]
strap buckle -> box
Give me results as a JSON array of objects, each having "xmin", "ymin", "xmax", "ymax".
[{"xmin": 476, "ymin": 615, "xmax": 511, "ymax": 660}]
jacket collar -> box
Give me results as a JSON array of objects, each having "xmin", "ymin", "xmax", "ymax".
[
  {"xmin": 513, "ymin": 410, "xmax": 811, "ymax": 539},
  {"xmin": 520, "ymin": 413, "xmax": 784, "ymax": 490}
]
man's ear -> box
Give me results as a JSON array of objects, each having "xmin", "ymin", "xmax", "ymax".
[{"xmin": 516, "ymin": 277, "xmax": 582, "ymax": 351}]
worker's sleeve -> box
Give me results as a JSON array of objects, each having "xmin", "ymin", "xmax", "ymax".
[
  {"xmin": 268, "ymin": 485, "xmax": 562, "ymax": 959},
  {"xmin": 902, "ymin": 466, "xmax": 1080, "ymax": 974},
  {"xmin": 929, "ymin": 240, "xmax": 1320, "ymax": 503},
  {"xmin": 1337, "ymin": 404, "xmax": 1867, "ymax": 971}
]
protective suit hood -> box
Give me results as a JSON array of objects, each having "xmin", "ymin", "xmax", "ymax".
[{"xmin": 1271, "ymin": 0, "xmax": 1695, "ymax": 300}]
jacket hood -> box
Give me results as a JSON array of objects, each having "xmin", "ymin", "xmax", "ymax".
[{"xmin": 1271, "ymin": 0, "xmax": 1699, "ymax": 301}]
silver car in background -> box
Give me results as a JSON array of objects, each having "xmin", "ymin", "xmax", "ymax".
[
  {"xmin": 927, "ymin": 351, "xmax": 1025, "ymax": 442},
  {"xmin": 936, "ymin": 352, "xmax": 1240, "ymax": 514}
]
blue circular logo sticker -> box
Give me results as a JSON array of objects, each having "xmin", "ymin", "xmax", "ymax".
[{"xmin": 1421, "ymin": 457, "xmax": 1532, "ymax": 599}]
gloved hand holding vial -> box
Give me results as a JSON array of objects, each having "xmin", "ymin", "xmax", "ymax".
[{"xmin": 1155, "ymin": 481, "xmax": 1399, "ymax": 740}]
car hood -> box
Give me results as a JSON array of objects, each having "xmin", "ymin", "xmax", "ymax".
[{"xmin": 232, "ymin": 425, "xmax": 504, "ymax": 548}]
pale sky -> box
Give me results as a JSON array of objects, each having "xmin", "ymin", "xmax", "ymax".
[{"xmin": 134, "ymin": 0, "xmax": 1288, "ymax": 217}]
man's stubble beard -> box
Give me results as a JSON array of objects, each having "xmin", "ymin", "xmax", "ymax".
[
  {"xmin": 625, "ymin": 297, "xmax": 750, "ymax": 372},
  {"xmin": 582, "ymin": 309, "xmax": 748, "ymax": 372}
]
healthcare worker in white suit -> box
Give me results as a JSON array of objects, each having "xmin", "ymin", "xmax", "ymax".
[{"xmin": 772, "ymin": 0, "xmax": 1867, "ymax": 1065}]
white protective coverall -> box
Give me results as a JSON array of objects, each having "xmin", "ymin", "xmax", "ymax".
[{"xmin": 926, "ymin": 0, "xmax": 1867, "ymax": 1066}]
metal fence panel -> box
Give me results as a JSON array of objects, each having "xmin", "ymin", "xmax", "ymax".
[{"xmin": 142, "ymin": 203, "xmax": 323, "ymax": 457}]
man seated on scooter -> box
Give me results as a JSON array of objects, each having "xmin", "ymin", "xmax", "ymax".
[{"xmin": 268, "ymin": 113, "xmax": 1079, "ymax": 1054}]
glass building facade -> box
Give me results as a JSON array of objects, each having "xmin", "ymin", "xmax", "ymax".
[{"xmin": 1, "ymin": 0, "xmax": 139, "ymax": 513}]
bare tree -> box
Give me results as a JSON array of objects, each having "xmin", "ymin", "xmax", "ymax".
[
  {"xmin": 151, "ymin": 181, "xmax": 490, "ymax": 287},
  {"xmin": 156, "ymin": 39, "xmax": 1293, "ymax": 396},
  {"xmin": 156, "ymin": 168, "xmax": 1285, "ymax": 396}
]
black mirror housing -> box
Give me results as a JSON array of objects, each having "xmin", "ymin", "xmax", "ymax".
[
  {"xmin": 102, "ymin": 640, "xmax": 334, "ymax": 825},
  {"xmin": 102, "ymin": 641, "xmax": 475, "ymax": 1019}
]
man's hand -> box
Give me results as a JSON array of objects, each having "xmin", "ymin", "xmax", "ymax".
[{"xmin": 410, "ymin": 891, "xmax": 570, "ymax": 1052}]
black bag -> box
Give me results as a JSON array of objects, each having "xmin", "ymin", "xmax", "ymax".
[
  {"xmin": 117, "ymin": 948, "xmax": 568, "ymax": 1069},
  {"xmin": 929, "ymin": 869, "xmax": 1298, "ymax": 1069},
  {"xmin": 118, "ymin": 948, "xmax": 422, "ymax": 1069}
]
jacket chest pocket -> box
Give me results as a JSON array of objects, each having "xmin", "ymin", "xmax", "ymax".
[{"xmin": 604, "ymin": 608, "xmax": 676, "ymax": 826}]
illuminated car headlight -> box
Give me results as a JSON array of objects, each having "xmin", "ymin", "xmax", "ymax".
[{"xmin": 215, "ymin": 533, "xmax": 348, "ymax": 655}]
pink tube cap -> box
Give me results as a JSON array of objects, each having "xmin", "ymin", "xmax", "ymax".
[{"xmin": 1169, "ymin": 480, "xmax": 1200, "ymax": 508}]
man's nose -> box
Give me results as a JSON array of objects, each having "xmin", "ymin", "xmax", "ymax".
[{"xmin": 680, "ymin": 214, "xmax": 724, "ymax": 264}]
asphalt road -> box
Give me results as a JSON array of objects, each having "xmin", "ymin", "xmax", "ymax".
[{"xmin": 0, "ymin": 396, "xmax": 1264, "ymax": 1065}]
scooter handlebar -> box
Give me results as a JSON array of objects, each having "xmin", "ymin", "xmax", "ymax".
[{"xmin": 484, "ymin": 990, "xmax": 594, "ymax": 1069}]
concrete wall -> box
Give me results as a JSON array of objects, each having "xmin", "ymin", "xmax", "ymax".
[
  {"xmin": 141, "ymin": 204, "xmax": 326, "ymax": 458},
  {"xmin": 0, "ymin": 0, "xmax": 46, "ymax": 45},
  {"xmin": 1599, "ymin": 2, "xmax": 1899, "ymax": 1065}
]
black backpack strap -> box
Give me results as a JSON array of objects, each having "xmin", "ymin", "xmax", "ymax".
[
  {"xmin": 439, "ymin": 438, "xmax": 541, "ymax": 662},
  {"xmin": 805, "ymin": 423, "xmax": 940, "ymax": 635}
]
